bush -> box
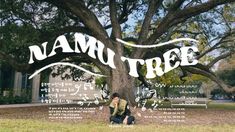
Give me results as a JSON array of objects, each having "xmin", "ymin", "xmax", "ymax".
[
  {"xmin": 0, "ymin": 96, "xmax": 31, "ymax": 104},
  {"xmin": 0, "ymin": 96, "xmax": 8, "ymax": 104}
]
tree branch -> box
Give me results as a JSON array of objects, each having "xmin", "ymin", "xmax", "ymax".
[
  {"xmin": 149, "ymin": 0, "xmax": 234, "ymax": 45},
  {"xmin": 176, "ymin": 0, "xmax": 234, "ymax": 22},
  {"xmin": 109, "ymin": 0, "xmax": 122, "ymax": 39},
  {"xmin": 104, "ymin": 1, "xmax": 134, "ymax": 30},
  {"xmin": 122, "ymin": 37, "xmax": 138, "ymax": 43},
  {"xmin": 168, "ymin": 0, "xmax": 186, "ymax": 11},
  {"xmin": 197, "ymin": 31, "xmax": 235, "ymax": 59},
  {"xmin": 207, "ymin": 52, "xmax": 233, "ymax": 68},
  {"xmin": 138, "ymin": 0, "xmax": 161, "ymax": 43},
  {"xmin": 133, "ymin": 0, "xmax": 235, "ymax": 58},
  {"xmin": 182, "ymin": 66, "xmax": 235, "ymax": 93},
  {"xmin": 109, "ymin": 0, "xmax": 123, "ymax": 55},
  {"xmin": 41, "ymin": 0, "xmax": 114, "ymax": 50}
]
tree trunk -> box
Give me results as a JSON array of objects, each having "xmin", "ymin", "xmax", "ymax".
[{"xmin": 106, "ymin": 55, "xmax": 137, "ymax": 106}]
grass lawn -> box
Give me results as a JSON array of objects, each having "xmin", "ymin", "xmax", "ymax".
[
  {"xmin": 0, "ymin": 102, "xmax": 234, "ymax": 131},
  {"xmin": 208, "ymin": 102, "xmax": 235, "ymax": 110},
  {"xmin": 146, "ymin": 100, "xmax": 235, "ymax": 110},
  {"xmin": 0, "ymin": 119, "xmax": 235, "ymax": 132}
]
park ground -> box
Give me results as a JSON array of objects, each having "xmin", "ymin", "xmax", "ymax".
[{"xmin": 0, "ymin": 102, "xmax": 235, "ymax": 132}]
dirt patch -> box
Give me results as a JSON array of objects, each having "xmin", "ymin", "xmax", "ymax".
[{"xmin": 0, "ymin": 105, "xmax": 234, "ymax": 125}]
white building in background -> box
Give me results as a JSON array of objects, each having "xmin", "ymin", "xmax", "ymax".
[
  {"xmin": 0, "ymin": 63, "xmax": 101, "ymax": 103},
  {"xmin": 0, "ymin": 64, "xmax": 41, "ymax": 102}
]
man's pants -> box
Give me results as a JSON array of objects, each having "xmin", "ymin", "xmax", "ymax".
[{"xmin": 110, "ymin": 115, "xmax": 135, "ymax": 125}]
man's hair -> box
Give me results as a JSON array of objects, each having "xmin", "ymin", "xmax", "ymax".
[{"xmin": 111, "ymin": 92, "xmax": 120, "ymax": 99}]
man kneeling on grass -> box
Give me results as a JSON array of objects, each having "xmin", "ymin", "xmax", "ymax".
[{"xmin": 109, "ymin": 92, "xmax": 135, "ymax": 125}]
